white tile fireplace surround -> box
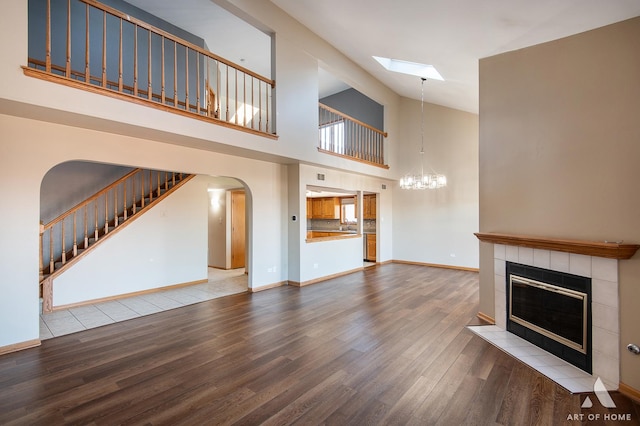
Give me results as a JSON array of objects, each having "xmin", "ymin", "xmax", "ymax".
[{"xmin": 471, "ymin": 233, "xmax": 640, "ymax": 393}]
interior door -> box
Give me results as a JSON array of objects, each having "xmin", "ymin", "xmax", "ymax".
[{"xmin": 230, "ymin": 190, "xmax": 245, "ymax": 269}]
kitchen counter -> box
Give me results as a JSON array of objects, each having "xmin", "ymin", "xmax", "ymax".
[{"xmin": 307, "ymin": 229, "xmax": 357, "ymax": 234}]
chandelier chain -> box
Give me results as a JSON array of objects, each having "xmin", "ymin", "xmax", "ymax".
[{"xmin": 399, "ymin": 77, "xmax": 447, "ymax": 190}]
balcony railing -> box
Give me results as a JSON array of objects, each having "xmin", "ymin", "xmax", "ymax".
[
  {"xmin": 25, "ymin": 0, "xmax": 275, "ymax": 137},
  {"xmin": 318, "ymin": 103, "xmax": 388, "ymax": 168}
]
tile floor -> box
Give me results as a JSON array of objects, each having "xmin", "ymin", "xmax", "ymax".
[
  {"xmin": 40, "ymin": 268, "xmax": 247, "ymax": 340},
  {"xmin": 468, "ymin": 325, "xmax": 601, "ymax": 393}
]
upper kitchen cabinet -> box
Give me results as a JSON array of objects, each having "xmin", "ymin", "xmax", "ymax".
[
  {"xmin": 363, "ymin": 194, "xmax": 376, "ymax": 220},
  {"xmin": 311, "ymin": 197, "xmax": 339, "ymax": 219}
]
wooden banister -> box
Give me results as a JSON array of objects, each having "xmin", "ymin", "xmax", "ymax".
[
  {"xmin": 319, "ymin": 103, "xmax": 387, "ymax": 137},
  {"xmin": 40, "ymin": 169, "xmax": 191, "ymax": 280},
  {"xmin": 81, "ymin": 0, "xmax": 273, "ymax": 87},
  {"xmin": 26, "ymin": 0, "xmax": 276, "ymax": 137},
  {"xmin": 42, "ymin": 168, "xmax": 141, "ymax": 231},
  {"xmin": 318, "ymin": 103, "xmax": 388, "ymax": 167}
]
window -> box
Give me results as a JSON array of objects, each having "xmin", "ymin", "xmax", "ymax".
[
  {"xmin": 319, "ymin": 120, "xmax": 344, "ymax": 154},
  {"xmin": 340, "ymin": 197, "xmax": 357, "ymax": 224}
]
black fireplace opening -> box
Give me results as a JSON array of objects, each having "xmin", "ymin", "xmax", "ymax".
[{"xmin": 506, "ymin": 262, "xmax": 592, "ymax": 373}]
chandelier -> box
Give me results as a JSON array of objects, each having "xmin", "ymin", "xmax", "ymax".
[{"xmin": 400, "ymin": 78, "xmax": 447, "ymax": 190}]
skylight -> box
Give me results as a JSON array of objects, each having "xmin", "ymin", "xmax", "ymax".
[{"xmin": 373, "ymin": 56, "xmax": 444, "ymax": 81}]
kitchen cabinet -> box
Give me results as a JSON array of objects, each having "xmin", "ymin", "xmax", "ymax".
[
  {"xmin": 366, "ymin": 233, "xmax": 377, "ymax": 262},
  {"xmin": 363, "ymin": 194, "xmax": 376, "ymax": 220},
  {"xmin": 306, "ymin": 198, "xmax": 312, "ymax": 219},
  {"xmin": 323, "ymin": 197, "xmax": 339, "ymax": 219},
  {"xmin": 310, "ymin": 197, "xmax": 339, "ymax": 219}
]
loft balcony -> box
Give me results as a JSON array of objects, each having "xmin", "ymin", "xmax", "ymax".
[{"xmin": 24, "ymin": 0, "xmax": 276, "ymax": 138}]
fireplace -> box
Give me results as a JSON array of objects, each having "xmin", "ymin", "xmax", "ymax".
[
  {"xmin": 472, "ymin": 232, "xmax": 633, "ymax": 390},
  {"xmin": 506, "ymin": 262, "xmax": 592, "ymax": 373}
]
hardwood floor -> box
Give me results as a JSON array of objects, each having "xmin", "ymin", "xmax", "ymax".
[{"xmin": 0, "ymin": 264, "xmax": 638, "ymax": 425}]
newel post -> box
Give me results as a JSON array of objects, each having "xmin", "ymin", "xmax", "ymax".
[{"xmin": 39, "ymin": 221, "xmax": 44, "ymax": 279}]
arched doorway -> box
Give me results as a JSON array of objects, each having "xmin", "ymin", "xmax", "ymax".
[{"xmin": 38, "ymin": 162, "xmax": 251, "ymax": 339}]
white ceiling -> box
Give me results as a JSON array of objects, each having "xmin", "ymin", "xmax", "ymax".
[{"xmin": 126, "ymin": 0, "xmax": 640, "ymax": 113}]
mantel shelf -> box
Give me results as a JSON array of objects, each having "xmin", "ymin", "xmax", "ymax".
[{"xmin": 474, "ymin": 232, "xmax": 640, "ymax": 260}]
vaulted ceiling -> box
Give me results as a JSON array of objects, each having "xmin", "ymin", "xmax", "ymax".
[{"xmin": 126, "ymin": 0, "xmax": 640, "ymax": 113}]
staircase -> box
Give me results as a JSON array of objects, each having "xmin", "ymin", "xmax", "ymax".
[{"xmin": 40, "ymin": 168, "xmax": 193, "ymax": 312}]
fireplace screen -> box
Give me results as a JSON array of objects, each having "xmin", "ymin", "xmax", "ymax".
[{"xmin": 509, "ymin": 275, "xmax": 588, "ymax": 354}]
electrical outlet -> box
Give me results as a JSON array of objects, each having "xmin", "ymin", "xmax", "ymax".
[{"xmin": 313, "ymin": 263, "xmax": 318, "ymax": 269}]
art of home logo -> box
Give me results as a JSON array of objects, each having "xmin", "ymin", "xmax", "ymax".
[
  {"xmin": 581, "ymin": 377, "xmax": 616, "ymax": 409},
  {"xmin": 566, "ymin": 377, "xmax": 634, "ymax": 422}
]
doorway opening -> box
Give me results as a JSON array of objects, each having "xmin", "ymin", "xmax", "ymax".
[
  {"xmin": 38, "ymin": 163, "xmax": 251, "ymax": 339},
  {"xmin": 206, "ymin": 178, "xmax": 248, "ymax": 275},
  {"xmin": 362, "ymin": 192, "xmax": 377, "ymax": 266}
]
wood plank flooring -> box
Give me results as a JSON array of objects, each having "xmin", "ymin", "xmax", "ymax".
[{"xmin": 0, "ymin": 264, "xmax": 638, "ymax": 425}]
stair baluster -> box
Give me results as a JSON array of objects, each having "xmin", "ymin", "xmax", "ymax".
[{"xmin": 39, "ymin": 168, "xmax": 194, "ymax": 312}]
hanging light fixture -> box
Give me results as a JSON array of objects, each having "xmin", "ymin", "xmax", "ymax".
[{"xmin": 400, "ymin": 78, "xmax": 447, "ymax": 190}]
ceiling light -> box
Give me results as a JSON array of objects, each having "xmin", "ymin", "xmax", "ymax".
[
  {"xmin": 400, "ymin": 78, "xmax": 447, "ymax": 190},
  {"xmin": 373, "ymin": 56, "xmax": 444, "ymax": 81}
]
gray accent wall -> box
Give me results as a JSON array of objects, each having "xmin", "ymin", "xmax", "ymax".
[
  {"xmin": 320, "ymin": 88, "xmax": 383, "ymax": 130},
  {"xmin": 40, "ymin": 161, "xmax": 134, "ymax": 224}
]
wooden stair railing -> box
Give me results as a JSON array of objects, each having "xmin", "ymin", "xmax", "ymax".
[
  {"xmin": 318, "ymin": 103, "xmax": 389, "ymax": 169},
  {"xmin": 24, "ymin": 0, "xmax": 276, "ymax": 138},
  {"xmin": 39, "ymin": 169, "xmax": 193, "ymax": 312}
]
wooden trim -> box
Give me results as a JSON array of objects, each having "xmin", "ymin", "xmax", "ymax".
[
  {"xmin": 22, "ymin": 67, "xmax": 279, "ymax": 140},
  {"xmin": 317, "ymin": 148, "xmax": 390, "ymax": 169},
  {"xmin": 0, "ymin": 339, "xmax": 41, "ymax": 356},
  {"xmin": 318, "ymin": 103, "xmax": 387, "ymax": 137},
  {"xmin": 41, "ymin": 277, "xmax": 53, "ymax": 313},
  {"xmin": 51, "ymin": 278, "xmax": 208, "ymax": 311},
  {"xmin": 291, "ymin": 267, "xmax": 365, "ymax": 288},
  {"xmin": 619, "ymin": 382, "xmax": 640, "ymax": 403},
  {"xmin": 249, "ymin": 281, "xmax": 285, "ymax": 293},
  {"xmin": 392, "ymin": 259, "xmax": 480, "ymax": 272},
  {"xmin": 474, "ymin": 232, "xmax": 640, "ymax": 260},
  {"xmin": 476, "ymin": 312, "xmax": 496, "ymax": 324}
]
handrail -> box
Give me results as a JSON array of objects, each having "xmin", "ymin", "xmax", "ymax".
[
  {"xmin": 42, "ymin": 168, "xmax": 141, "ymax": 230},
  {"xmin": 81, "ymin": 0, "xmax": 274, "ymax": 87},
  {"xmin": 40, "ymin": 168, "xmax": 187, "ymax": 278},
  {"xmin": 318, "ymin": 103, "xmax": 388, "ymax": 167},
  {"xmin": 27, "ymin": 0, "xmax": 275, "ymax": 136},
  {"xmin": 319, "ymin": 103, "xmax": 387, "ymax": 137}
]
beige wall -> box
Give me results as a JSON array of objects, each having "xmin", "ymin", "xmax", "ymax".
[
  {"xmin": 479, "ymin": 17, "xmax": 640, "ymax": 388},
  {"xmin": 393, "ymin": 96, "xmax": 479, "ymax": 268}
]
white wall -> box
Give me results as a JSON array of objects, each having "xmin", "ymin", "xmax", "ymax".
[
  {"xmin": 0, "ymin": 0, "xmax": 480, "ymax": 353},
  {"xmin": 297, "ymin": 164, "xmax": 394, "ymax": 282},
  {"xmin": 0, "ymin": 0, "xmax": 398, "ymax": 181},
  {"xmin": 392, "ymin": 97, "xmax": 479, "ymax": 269},
  {"xmin": 54, "ymin": 176, "xmax": 209, "ymax": 306},
  {"xmin": 0, "ymin": 113, "xmax": 288, "ymax": 348}
]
